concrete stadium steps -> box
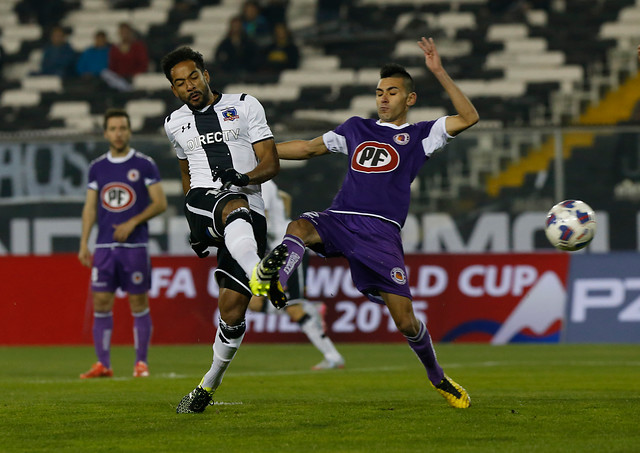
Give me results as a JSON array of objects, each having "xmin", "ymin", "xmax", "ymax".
[
  {"xmin": 579, "ymin": 72, "xmax": 640, "ymax": 125},
  {"xmin": 487, "ymin": 133, "xmax": 595, "ymax": 197}
]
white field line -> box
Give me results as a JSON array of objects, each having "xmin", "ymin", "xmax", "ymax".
[{"xmin": 21, "ymin": 360, "xmax": 640, "ymax": 385}]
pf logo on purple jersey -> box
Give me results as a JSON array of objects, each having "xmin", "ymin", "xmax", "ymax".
[
  {"xmin": 101, "ymin": 182, "xmax": 136, "ymax": 212},
  {"xmin": 351, "ymin": 141, "xmax": 399, "ymax": 173}
]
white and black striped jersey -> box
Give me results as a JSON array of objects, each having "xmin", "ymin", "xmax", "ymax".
[{"xmin": 164, "ymin": 92, "xmax": 273, "ymax": 215}]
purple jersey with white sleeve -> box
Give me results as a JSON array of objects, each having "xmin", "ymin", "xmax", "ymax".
[
  {"xmin": 88, "ymin": 148, "xmax": 161, "ymax": 246},
  {"xmin": 322, "ymin": 116, "xmax": 452, "ymax": 228}
]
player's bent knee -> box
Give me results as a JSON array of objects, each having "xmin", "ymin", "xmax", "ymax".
[{"xmin": 225, "ymin": 206, "xmax": 252, "ymax": 228}]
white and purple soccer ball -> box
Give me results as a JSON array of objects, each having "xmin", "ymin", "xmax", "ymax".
[{"xmin": 544, "ymin": 200, "xmax": 597, "ymax": 251}]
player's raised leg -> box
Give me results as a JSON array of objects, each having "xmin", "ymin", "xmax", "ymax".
[{"xmin": 383, "ymin": 292, "xmax": 470, "ymax": 408}]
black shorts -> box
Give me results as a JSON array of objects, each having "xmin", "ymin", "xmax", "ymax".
[{"xmin": 184, "ymin": 188, "xmax": 267, "ymax": 296}]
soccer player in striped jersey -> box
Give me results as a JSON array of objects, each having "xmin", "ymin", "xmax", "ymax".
[
  {"xmin": 270, "ymin": 38, "xmax": 478, "ymax": 408},
  {"xmin": 78, "ymin": 108, "xmax": 167, "ymax": 379},
  {"xmin": 161, "ymin": 46, "xmax": 287, "ymax": 413}
]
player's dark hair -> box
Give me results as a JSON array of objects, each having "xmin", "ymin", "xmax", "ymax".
[
  {"xmin": 161, "ymin": 46, "xmax": 206, "ymax": 82},
  {"xmin": 380, "ymin": 63, "xmax": 415, "ymax": 93},
  {"xmin": 103, "ymin": 108, "xmax": 130, "ymax": 130}
]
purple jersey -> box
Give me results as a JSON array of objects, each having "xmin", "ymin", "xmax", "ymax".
[
  {"xmin": 322, "ymin": 116, "xmax": 452, "ymax": 228},
  {"xmin": 87, "ymin": 148, "xmax": 161, "ymax": 246}
]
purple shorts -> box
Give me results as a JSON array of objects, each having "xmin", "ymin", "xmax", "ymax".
[
  {"xmin": 300, "ymin": 210, "xmax": 411, "ymax": 303},
  {"xmin": 91, "ymin": 246, "xmax": 151, "ymax": 294}
]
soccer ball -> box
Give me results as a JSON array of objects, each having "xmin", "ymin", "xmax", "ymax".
[{"xmin": 544, "ymin": 200, "xmax": 597, "ymax": 251}]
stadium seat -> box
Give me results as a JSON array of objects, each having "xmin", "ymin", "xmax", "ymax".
[
  {"xmin": 132, "ymin": 73, "xmax": 171, "ymax": 92},
  {"xmin": 125, "ymin": 99, "xmax": 166, "ymax": 132},
  {"xmin": 22, "ymin": 76, "xmax": 63, "ymax": 94},
  {"xmin": 1, "ymin": 90, "xmax": 41, "ymax": 108}
]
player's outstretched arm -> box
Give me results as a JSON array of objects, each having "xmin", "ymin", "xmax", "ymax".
[
  {"xmin": 277, "ymin": 136, "xmax": 329, "ymax": 160},
  {"xmin": 247, "ymin": 138, "xmax": 280, "ymax": 184},
  {"xmin": 417, "ymin": 37, "xmax": 479, "ymax": 136}
]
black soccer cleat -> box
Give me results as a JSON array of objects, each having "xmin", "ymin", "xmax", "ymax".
[
  {"xmin": 268, "ymin": 275, "xmax": 288, "ymax": 309},
  {"xmin": 176, "ymin": 386, "xmax": 213, "ymax": 414}
]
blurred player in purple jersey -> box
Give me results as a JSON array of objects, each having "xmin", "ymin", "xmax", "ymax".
[
  {"xmin": 272, "ymin": 37, "xmax": 479, "ymax": 408},
  {"xmin": 78, "ymin": 108, "xmax": 167, "ymax": 379}
]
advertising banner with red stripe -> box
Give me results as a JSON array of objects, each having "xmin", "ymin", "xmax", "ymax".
[{"xmin": 0, "ymin": 253, "xmax": 569, "ymax": 345}]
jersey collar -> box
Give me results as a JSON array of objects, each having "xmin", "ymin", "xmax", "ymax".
[
  {"xmin": 107, "ymin": 148, "xmax": 134, "ymax": 163},
  {"xmin": 194, "ymin": 90, "xmax": 223, "ymax": 115},
  {"xmin": 376, "ymin": 119, "xmax": 410, "ymax": 129}
]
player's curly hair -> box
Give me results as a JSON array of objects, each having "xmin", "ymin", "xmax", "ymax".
[
  {"xmin": 380, "ymin": 63, "xmax": 415, "ymax": 93},
  {"xmin": 161, "ymin": 46, "xmax": 206, "ymax": 82}
]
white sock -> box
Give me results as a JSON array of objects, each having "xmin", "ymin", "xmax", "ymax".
[
  {"xmin": 200, "ymin": 320, "xmax": 245, "ymax": 392},
  {"xmin": 224, "ymin": 217, "xmax": 260, "ymax": 278},
  {"xmin": 299, "ymin": 306, "xmax": 342, "ymax": 362}
]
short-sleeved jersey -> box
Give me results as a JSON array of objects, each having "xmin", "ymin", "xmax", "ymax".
[
  {"xmin": 322, "ymin": 116, "xmax": 453, "ymax": 229},
  {"xmin": 87, "ymin": 148, "xmax": 162, "ymax": 246},
  {"xmin": 164, "ymin": 92, "xmax": 273, "ymax": 216}
]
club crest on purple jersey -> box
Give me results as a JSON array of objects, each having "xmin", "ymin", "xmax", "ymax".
[
  {"xmin": 127, "ymin": 168, "xmax": 140, "ymax": 182},
  {"xmin": 393, "ymin": 133, "xmax": 410, "ymax": 145}
]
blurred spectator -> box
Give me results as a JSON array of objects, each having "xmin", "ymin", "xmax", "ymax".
[
  {"xmin": 261, "ymin": 0, "xmax": 288, "ymax": 27},
  {"xmin": 108, "ymin": 23, "xmax": 149, "ymax": 79},
  {"xmin": 215, "ymin": 16, "xmax": 259, "ymax": 75},
  {"xmin": 261, "ymin": 23, "xmax": 299, "ymax": 74},
  {"xmin": 316, "ymin": 0, "xmax": 342, "ymax": 26},
  {"xmin": 0, "ymin": 31, "xmax": 5, "ymax": 82},
  {"xmin": 76, "ymin": 30, "xmax": 111, "ymax": 77},
  {"xmin": 14, "ymin": 0, "xmax": 68, "ymax": 28},
  {"xmin": 241, "ymin": 1, "xmax": 271, "ymax": 43},
  {"xmin": 39, "ymin": 25, "xmax": 77, "ymax": 78}
]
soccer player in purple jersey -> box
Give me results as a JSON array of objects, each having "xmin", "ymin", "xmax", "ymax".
[
  {"xmin": 78, "ymin": 108, "xmax": 167, "ymax": 379},
  {"xmin": 271, "ymin": 37, "xmax": 479, "ymax": 408}
]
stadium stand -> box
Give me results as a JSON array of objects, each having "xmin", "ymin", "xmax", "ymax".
[{"xmin": 1, "ymin": 0, "xmax": 640, "ymax": 214}]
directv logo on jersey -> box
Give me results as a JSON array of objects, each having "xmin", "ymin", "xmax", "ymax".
[{"xmin": 186, "ymin": 129, "xmax": 240, "ymax": 151}]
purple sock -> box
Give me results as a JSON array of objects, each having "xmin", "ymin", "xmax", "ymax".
[
  {"xmin": 278, "ymin": 234, "xmax": 306, "ymax": 287},
  {"xmin": 133, "ymin": 308, "xmax": 152, "ymax": 364},
  {"xmin": 93, "ymin": 312, "xmax": 113, "ymax": 369},
  {"xmin": 406, "ymin": 321, "xmax": 444, "ymax": 386}
]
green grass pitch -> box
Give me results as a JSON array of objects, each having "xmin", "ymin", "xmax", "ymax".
[{"xmin": 1, "ymin": 343, "xmax": 639, "ymax": 452}]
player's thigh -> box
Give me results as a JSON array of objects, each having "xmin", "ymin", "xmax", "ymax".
[{"xmin": 184, "ymin": 188, "xmax": 247, "ymax": 244}]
